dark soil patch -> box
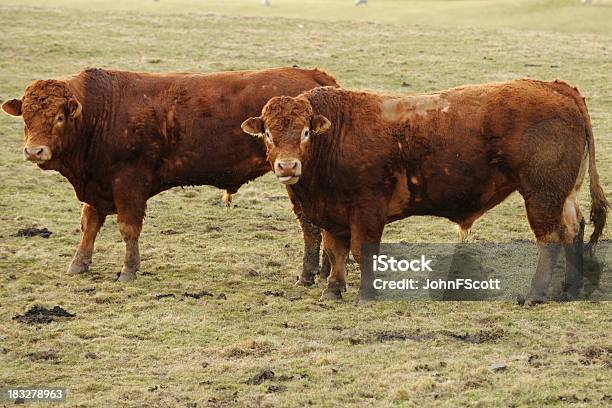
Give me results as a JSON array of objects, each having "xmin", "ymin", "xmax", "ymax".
[
  {"xmin": 154, "ymin": 293, "xmax": 176, "ymax": 300},
  {"xmin": 441, "ymin": 328, "xmax": 504, "ymax": 344},
  {"xmin": 77, "ymin": 288, "xmax": 96, "ymax": 294},
  {"xmin": 579, "ymin": 345, "xmax": 612, "ymax": 365},
  {"xmin": 267, "ymin": 384, "xmax": 287, "ymax": 393},
  {"xmin": 442, "ymin": 331, "xmax": 482, "ymax": 344},
  {"xmin": 263, "ymin": 290, "xmax": 285, "ymax": 297},
  {"xmin": 246, "ymin": 369, "xmax": 275, "ymax": 385},
  {"xmin": 348, "ymin": 336, "xmax": 366, "ymax": 345},
  {"xmin": 13, "ymin": 306, "xmax": 76, "ymax": 324},
  {"xmin": 183, "ymin": 291, "xmax": 214, "ymax": 299},
  {"xmin": 545, "ymin": 395, "xmax": 591, "ymax": 404},
  {"xmin": 27, "ymin": 349, "xmax": 59, "ymax": 362},
  {"xmin": 13, "ymin": 227, "xmax": 52, "ymax": 238},
  {"xmin": 377, "ymin": 331, "xmax": 434, "ymax": 342}
]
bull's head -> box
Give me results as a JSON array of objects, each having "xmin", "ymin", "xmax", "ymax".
[
  {"xmin": 2, "ymin": 80, "xmax": 82, "ymax": 168},
  {"xmin": 241, "ymin": 96, "xmax": 330, "ymax": 185}
]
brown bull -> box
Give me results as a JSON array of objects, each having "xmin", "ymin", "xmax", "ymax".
[
  {"xmin": 2, "ymin": 67, "xmax": 338, "ymax": 282},
  {"xmin": 242, "ymin": 79, "xmax": 609, "ymax": 305}
]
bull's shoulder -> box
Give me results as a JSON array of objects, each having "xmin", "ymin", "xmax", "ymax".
[{"xmin": 129, "ymin": 100, "xmax": 181, "ymax": 147}]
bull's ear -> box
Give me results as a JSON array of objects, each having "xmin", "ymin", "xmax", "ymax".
[
  {"xmin": 1, "ymin": 99, "xmax": 22, "ymax": 116},
  {"xmin": 68, "ymin": 98, "xmax": 82, "ymax": 119},
  {"xmin": 241, "ymin": 117, "xmax": 265, "ymax": 137},
  {"xmin": 311, "ymin": 114, "xmax": 331, "ymax": 135}
]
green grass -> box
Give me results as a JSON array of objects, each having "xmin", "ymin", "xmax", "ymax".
[{"xmin": 0, "ymin": 1, "xmax": 611, "ymax": 407}]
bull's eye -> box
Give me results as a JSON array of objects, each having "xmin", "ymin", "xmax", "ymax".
[
  {"xmin": 265, "ymin": 130, "xmax": 274, "ymax": 146},
  {"xmin": 56, "ymin": 114, "xmax": 64, "ymax": 124},
  {"xmin": 301, "ymin": 127, "xmax": 310, "ymax": 144}
]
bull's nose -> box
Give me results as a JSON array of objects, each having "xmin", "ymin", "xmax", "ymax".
[
  {"xmin": 23, "ymin": 145, "xmax": 51, "ymax": 162},
  {"xmin": 276, "ymin": 159, "xmax": 299, "ymax": 172}
]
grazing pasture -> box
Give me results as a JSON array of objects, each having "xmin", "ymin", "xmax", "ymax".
[{"xmin": 0, "ymin": 1, "xmax": 610, "ymax": 406}]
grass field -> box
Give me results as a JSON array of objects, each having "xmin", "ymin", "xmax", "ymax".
[{"xmin": 0, "ymin": 0, "xmax": 611, "ymax": 407}]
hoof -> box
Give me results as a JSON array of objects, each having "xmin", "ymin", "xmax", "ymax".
[
  {"xmin": 116, "ymin": 268, "xmax": 137, "ymax": 282},
  {"xmin": 67, "ymin": 261, "xmax": 89, "ymax": 274},
  {"xmin": 356, "ymin": 290, "xmax": 376, "ymax": 305},
  {"xmin": 522, "ymin": 293, "xmax": 547, "ymax": 306},
  {"xmin": 295, "ymin": 276, "xmax": 315, "ymax": 287},
  {"xmin": 558, "ymin": 291, "xmax": 579, "ymax": 302},
  {"xmin": 319, "ymin": 287, "xmax": 343, "ymax": 301}
]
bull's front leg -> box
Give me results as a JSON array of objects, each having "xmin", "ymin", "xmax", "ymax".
[
  {"xmin": 67, "ymin": 204, "xmax": 106, "ymax": 274},
  {"xmin": 296, "ymin": 215, "xmax": 322, "ymax": 286},
  {"xmin": 112, "ymin": 169, "xmax": 149, "ymax": 282},
  {"xmin": 288, "ymin": 191, "xmax": 323, "ymax": 286},
  {"xmin": 319, "ymin": 230, "xmax": 350, "ymax": 301}
]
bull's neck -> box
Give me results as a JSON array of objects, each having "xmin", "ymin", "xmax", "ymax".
[
  {"xmin": 292, "ymin": 137, "xmax": 339, "ymax": 198},
  {"xmin": 61, "ymin": 70, "xmax": 115, "ymax": 180},
  {"xmin": 53, "ymin": 117, "xmax": 91, "ymax": 194}
]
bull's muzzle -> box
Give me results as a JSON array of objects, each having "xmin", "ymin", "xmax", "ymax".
[
  {"xmin": 274, "ymin": 159, "xmax": 301, "ymax": 185},
  {"xmin": 23, "ymin": 145, "xmax": 52, "ymax": 163}
]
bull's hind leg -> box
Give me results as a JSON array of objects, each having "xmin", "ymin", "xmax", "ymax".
[
  {"xmin": 562, "ymin": 191, "xmax": 585, "ymax": 299},
  {"xmin": 523, "ymin": 192, "xmax": 584, "ymax": 305},
  {"xmin": 319, "ymin": 231, "xmax": 350, "ymax": 301},
  {"xmin": 522, "ymin": 194, "xmax": 565, "ymax": 305},
  {"xmin": 67, "ymin": 204, "xmax": 106, "ymax": 274}
]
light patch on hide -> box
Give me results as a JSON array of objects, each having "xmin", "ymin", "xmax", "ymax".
[
  {"xmin": 222, "ymin": 191, "xmax": 233, "ymax": 208},
  {"xmin": 573, "ymin": 148, "xmax": 588, "ymax": 192},
  {"xmin": 558, "ymin": 145, "xmax": 587, "ymax": 243},
  {"xmin": 381, "ymin": 94, "xmax": 450, "ymax": 123},
  {"xmin": 167, "ymin": 108, "xmax": 176, "ymax": 129},
  {"xmin": 562, "ymin": 190, "xmax": 582, "ymax": 243},
  {"xmin": 118, "ymin": 222, "xmax": 141, "ymax": 240},
  {"xmin": 537, "ymin": 231, "xmax": 561, "ymax": 244},
  {"xmin": 457, "ymin": 225, "xmax": 471, "ymax": 242}
]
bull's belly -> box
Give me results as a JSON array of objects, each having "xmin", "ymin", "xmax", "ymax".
[
  {"xmin": 388, "ymin": 171, "xmax": 517, "ymax": 225},
  {"xmin": 159, "ymin": 166, "xmax": 269, "ymax": 192}
]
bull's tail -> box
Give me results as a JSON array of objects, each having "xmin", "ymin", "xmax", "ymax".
[
  {"xmin": 582, "ymin": 101, "xmax": 610, "ymax": 249},
  {"xmin": 556, "ymin": 80, "xmax": 611, "ymax": 249}
]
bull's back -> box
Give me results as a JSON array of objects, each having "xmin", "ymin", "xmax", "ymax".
[
  {"xmin": 79, "ymin": 67, "xmax": 337, "ymax": 191},
  {"xmin": 166, "ymin": 67, "xmax": 337, "ymax": 189},
  {"xmin": 396, "ymin": 80, "xmax": 587, "ymax": 219}
]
